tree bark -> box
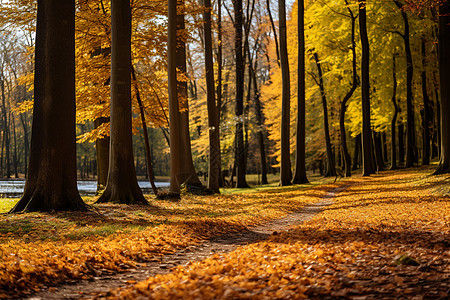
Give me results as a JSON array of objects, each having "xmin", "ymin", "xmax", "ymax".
[
  {"xmin": 373, "ymin": 131, "xmax": 384, "ymax": 171},
  {"xmin": 177, "ymin": 0, "xmax": 202, "ymax": 187},
  {"xmin": 217, "ymin": 0, "xmax": 224, "ymax": 187},
  {"xmin": 352, "ymin": 133, "xmax": 361, "ymax": 170},
  {"xmin": 167, "ymin": 0, "xmax": 182, "ymax": 197},
  {"xmin": 394, "ymin": 0, "xmax": 416, "ymax": 168},
  {"xmin": 0, "ymin": 76, "xmax": 10, "ymax": 178},
  {"xmin": 421, "ymin": 36, "xmax": 430, "ymax": 165},
  {"xmin": 251, "ymin": 56, "xmax": 269, "ymax": 185},
  {"xmin": 96, "ymin": 0, "xmax": 147, "ymax": 204},
  {"xmin": 94, "ymin": 117, "xmax": 109, "ymax": 193},
  {"xmin": 292, "ymin": 0, "xmax": 308, "ymax": 184},
  {"xmin": 266, "ymin": 0, "xmax": 280, "ymax": 67},
  {"xmin": 132, "ymin": 66, "xmax": 159, "ymax": 195},
  {"xmin": 233, "ymin": 0, "xmax": 249, "ymax": 188},
  {"xmin": 434, "ymin": 1, "xmax": 450, "ymax": 174},
  {"xmin": 314, "ymin": 53, "xmax": 336, "ymax": 177},
  {"xmin": 338, "ymin": 2, "xmax": 357, "ymax": 177},
  {"xmin": 10, "ymin": 0, "xmax": 86, "ymax": 212},
  {"xmin": 203, "ymin": 0, "xmax": 220, "ymax": 193},
  {"xmin": 19, "ymin": 112, "xmax": 29, "ymax": 177},
  {"xmin": 390, "ymin": 54, "xmax": 398, "ymax": 170},
  {"xmin": 279, "ymin": 0, "xmax": 292, "ymax": 185},
  {"xmin": 358, "ymin": 0, "xmax": 375, "ymax": 176}
]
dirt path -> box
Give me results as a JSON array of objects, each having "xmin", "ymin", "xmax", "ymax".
[{"xmin": 27, "ymin": 186, "xmax": 346, "ymax": 300}]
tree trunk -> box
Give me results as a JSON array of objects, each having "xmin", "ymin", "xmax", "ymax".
[
  {"xmin": 96, "ymin": 0, "xmax": 147, "ymax": 204},
  {"xmin": 177, "ymin": 0, "xmax": 202, "ymax": 187},
  {"xmin": 394, "ymin": 0, "xmax": 416, "ymax": 168},
  {"xmin": 251, "ymin": 56, "xmax": 268, "ymax": 185},
  {"xmin": 352, "ymin": 133, "xmax": 361, "ymax": 170},
  {"xmin": 217, "ymin": 0, "xmax": 224, "ymax": 188},
  {"xmin": 292, "ymin": 0, "xmax": 308, "ymax": 184},
  {"xmin": 421, "ymin": 37, "xmax": 430, "ymax": 165},
  {"xmin": 234, "ymin": 0, "xmax": 249, "ymax": 188},
  {"xmin": 279, "ymin": 0, "xmax": 292, "ymax": 185},
  {"xmin": 390, "ymin": 54, "xmax": 398, "ymax": 170},
  {"xmin": 358, "ymin": 0, "xmax": 375, "ymax": 176},
  {"xmin": 11, "ymin": 112, "xmax": 18, "ymax": 178},
  {"xmin": 203, "ymin": 0, "xmax": 220, "ymax": 193},
  {"xmin": 434, "ymin": 1, "xmax": 450, "ymax": 174},
  {"xmin": 0, "ymin": 76, "xmax": 10, "ymax": 178},
  {"xmin": 94, "ymin": 117, "xmax": 109, "ymax": 193},
  {"xmin": 313, "ymin": 53, "xmax": 336, "ymax": 177},
  {"xmin": 338, "ymin": 3, "xmax": 357, "ymax": 177},
  {"xmin": 19, "ymin": 113, "xmax": 29, "ymax": 177},
  {"xmin": 166, "ymin": 0, "xmax": 182, "ymax": 197},
  {"xmin": 131, "ymin": 66, "xmax": 159, "ymax": 195},
  {"xmin": 266, "ymin": 0, "xmax": 280, "ymax": 67},
  {"xmin": 373, "ymin": 131, "xmax": 384, "ymax": 171},
  {"xmin": 10, "ymin": 0, "xmax": 86, "ymax": 212}
]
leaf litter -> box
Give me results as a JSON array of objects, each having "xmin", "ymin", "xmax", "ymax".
[{"xmin": 99, "ymin": 167, "xmax": 449, "ymax": 300}]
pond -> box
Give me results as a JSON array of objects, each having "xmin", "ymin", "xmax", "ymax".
[{"xmin": 0, "ymin": 180, "xmax": 170, "ymax": 198}]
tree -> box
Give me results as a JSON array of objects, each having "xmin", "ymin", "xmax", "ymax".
[
  {"xmin": 96, "ymin": 0, "xmax": 147, "ymax": 204},
  {"xmin": 359, "ymin": 0, "xmax": 375, "ymax": 176},
  {"xmin": 177, "ymin": 0, "xmax": 202, "ymax": 187},
  {"xmin": 94, "ymin": 117, "xmax": 109, "ymax": 192},
  {"xmin": 10, "ymin": 0, "xmax": 87, "ymax": 212},
  {"xmin": 313, "ymin": 52, "xmax": 336, "ymax": 177},
  {"xmin": 233, "ymin": 0, "xmax": 250, "ymax": 188},
  {"xmin": 338, "ymin": 0, "xmax": 358, "ymax": 177},
  {"xmin": 421, "ymin": 36, "xmax": 430, "ymax": 165},
  {"xmin": 434, "ymin": 1, "xmax": 450, "ymax": 174},
  {"xmin": 203, "ymin": 0, "xmax": 220, "ymax": 193},
  {"xmin": 394, "ymin": 0, "xmax": 416, "ymax": 168},
  {"xmin": 167, "ymin": 0, "xmax": 182, "ymax": 197},
  {"xmin": 279, "ymin": 0, "xmax": 292, "ymax": 186},
  {"xmin": 390, "ymin": 54, "xmax": 399, "ymax": 170},
  {"xmin": 292, "ymin": 0, "xmax": 308, "ymax": 184}
]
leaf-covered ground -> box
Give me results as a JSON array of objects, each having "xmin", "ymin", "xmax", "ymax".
[
  {"xmin": 0, "ymin": 176, "xmax": 331, "ymax": 298},
  {"xmin": 101, "ymin": 167, "xmax": 449, "ymax": 299}
]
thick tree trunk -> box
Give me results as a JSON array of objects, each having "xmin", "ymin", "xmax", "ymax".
[
  {"xmin": 293, "ymin": 0, "xmax": 308, "ymax": 184},
  {"xmin": 96, "ymin": 0, "xmax": 147, "ymax": 204},
  {"xmin": 279, "ymin": 0, "xmax": 292, "ymax": 185},
  {"xmin": 10, "ymin": 0, "xmax": 86, "ymax": 212},
  {"xmin": 203, "ymin": 0, "xmax": 220, "ymax": 193},
  {"xmin": 234, "ymin": 0, "xmax": 249, "ymax": 188},
  {"xmin": 94, "ymin": 117, "xmax": 109, "ymax": 193},
  {"xmin": 166, "ymin": 0, "xmax": 182, "ymax": 196},
  {"xmin": 434, "ymin": 2, "xmax": 450, "ymax": 174},
  {"xmin": 314, "ymin": 53, "xmax": 336, "ymax": 177},
  {"xmin": 390, "ymin": 54, "xmax": 398, "ymax": 170},
  {"xmin": 359, "ymin": 0, "xmax": 375, "ymax": 176},
  {"xmin": 421, "ymin": 37, "xmax": 430, "ymax": 165}
]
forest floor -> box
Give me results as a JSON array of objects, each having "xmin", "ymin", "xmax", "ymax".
[{"xmin": 0, "ymin": 166, "xmax": 449, "ymax": 299}]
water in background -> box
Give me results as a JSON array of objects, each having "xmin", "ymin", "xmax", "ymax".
[{"xmin": 0, "ymin": 180, "xmax": 169, "ymax": 198}]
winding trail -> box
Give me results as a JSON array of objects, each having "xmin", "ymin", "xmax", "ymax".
[{"xmin": 27, "ymin": 185, "xmax": 347, "ymax": 300}]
